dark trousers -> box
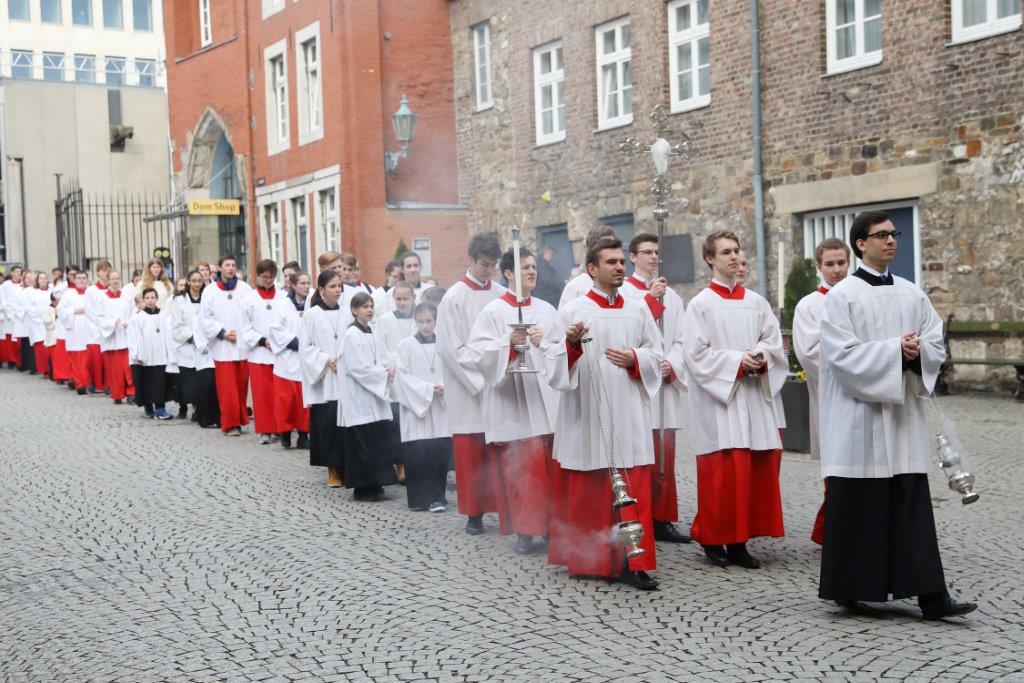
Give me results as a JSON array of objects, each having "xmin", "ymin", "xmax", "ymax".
[{"xmin": 136, "ymin": 365, "xmax": 167, "ymax": 411}]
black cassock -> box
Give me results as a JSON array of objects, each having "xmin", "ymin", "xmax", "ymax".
[
  {"xmin": 310, "ymin": 401, "xmax": 345, "ymax": 471},
  {"xmin": 403, "ymin": 437, "xmax": 452, "ymax": 509},
  {"xmin": 342, "ymin": 421, "xmax": 399, "ymax": 491}
]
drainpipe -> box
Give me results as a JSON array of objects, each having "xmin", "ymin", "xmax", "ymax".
[
  {"xmin": 10, "ymin": 156, "xmax": 28, "ymax": 267},
  {"xmin": 750, "ymin": 0, "xmax": 767, "ymax": 299}
]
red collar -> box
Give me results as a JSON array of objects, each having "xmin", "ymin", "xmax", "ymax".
[
  {"xmin": 500, "ymin": 291, "xmax": 531, "ymax": 307},
  {"xmin": 74, "ymin": 286, "xmax": 87, "ymax": 295},
  {"xmin": 459, "ymin": 275, "xmax": 491, "ymax": 291},
  {"xmin": 817, "ymin": 286, "xmax": 830, "ymax": 296},
  {"xmin": 106, "ymin": 290, "xmax": 122, "ymax": 299},
  {"xmin": 586, "ymin": 289, "xmax": 624, "ymax": 309},
  {"xmin": 256, "ymin": 286, "xmax": 276, "ymax": 300},
  {"xmin": 95, "ymin": 280, "xmax": 109, "ymax": 291},
  {"xmin": 708, "ymin": 281, "xmax": 745, "ymax": 300},
  {"xmin": 626, "ymin": 275, "xmax": 650, "ymax": 291}
]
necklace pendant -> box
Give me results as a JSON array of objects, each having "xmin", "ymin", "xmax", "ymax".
[
  {"xmin": 226, "ymin": 293, "xmax": 233, "ymax": 300},
  {"xmin": 266, "ymin": 303, "xmax": 273, "ymax": 310}
]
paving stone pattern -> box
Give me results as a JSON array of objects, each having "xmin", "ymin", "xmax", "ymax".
[{"xmin": 1, "ymin": 371, "xmax": 1022, "ymax": 682}]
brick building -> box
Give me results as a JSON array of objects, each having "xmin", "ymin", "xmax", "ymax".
[
  {"xmin": 162, "ymin": 0, "xmax": 468, "ymax": 285},
  {"xmin": 449, "ymin": 1, "xmax": 1023, "ymax": 386}
]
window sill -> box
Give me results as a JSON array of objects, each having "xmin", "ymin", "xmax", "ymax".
[
  {"xmin": 298, "ymin": 128, "xmax": 325, "ymax": 147},
  {"xmin": 671, "ymin": 98, "xmax": 710, "ymax": 115},
  {"xmin": 474, "ymin": 102, "xmax": 494, "ymax": 114},
  {"xmin": 534, "ymin": 135, "xmax": 566, "ymax": 148},
  {"xmin": 174, "ymin": 35, "xmax": 239, "ymax": 64},
  {"xmin": 594, "ymin": 117, "xmax": 633, "ymax": 134},
  {"xmin": 948, "ymin": 21, "xmax": 1021, "ymax": 46},
  {"xmin": 267, "ymin": 141, "xmax": 291, "ymax": 157},
  {"xmin": 823, "ymin": 52, "xmax": 883, "ymax": 78}
]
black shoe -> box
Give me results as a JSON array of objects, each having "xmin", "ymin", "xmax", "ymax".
[
  {"xmin": 465, "ymin": 515, "xmax": 484, "ymax": 535},
  {"xmin": 726, "ymin": 543, "xmax": 762, "ymax": 569},
  {"xmin": 514, "ymin": 535, "xmax": 534, "ymax": 555},
  {"xmin": 296, "ymin": 432, "xmax": 310, "ymax": 449},
  {"xmin": 113, "ymin": 399, "xmax": 123, "ymax": 405},
  {"xmin": 280, "ymin": 431, "xmax": 292, "ymax": 449},
  {"xmin": 77, "ymin": 387, "xmax": 87, "ymax": 396},
  {"xmin": 702, "ymin": 544, "xmax": 730, "ymax": 567},
  {"xmin": 919, "ymin": 591, "xmax": 978, "ymax": 621},
  {"xmin": 619, "ymin": 570, "xmax": 658, "ymax": 591},
  {"xmin": 653, "ymin": 521, "xmax": 692, "ymax": 543}
]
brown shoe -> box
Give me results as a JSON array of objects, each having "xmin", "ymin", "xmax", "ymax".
[{"xmin": 327, "ymin": 467, "xmax": 343, "ymax": 488}]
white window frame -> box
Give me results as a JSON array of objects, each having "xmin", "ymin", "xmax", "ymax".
[
  {"xmin": 472, "ymin": 21, "xmax": 493, "ymax": 111},
  {"xmin": 264, "ymin": 39, "xmax": 290, "ymax": 155},
  {"xmin": 71, "ymin": 0, "xmax": 91, "ymax": 25},
  {"xmin": 74, "ymin": 53, "xmax": 95, "ymax": 82},
  {"xmin": 668, "ymin": 0, "xmax": 711, "ymax": 113},
  {"xmin": 291, "ymin": 196, "xmax": 309, "ymax": 272},
  {"xmin": 103, "ymin": 0, "xmax": 123, "ymax": 30},
  {"xmin": 595, "ymin": 16, "xmax": 633, "ymax": 130},
  {"xmin": 132, "ymin": 0, "xmax": 153, "ymax": 31},
  {"xmin": 41, "ymin": 0, "xmax": 62, "ymax": 24},
  {"xmin": 317, "ymin": 188, "xmax": 339, "ymax": 254},
  {"xmin": 532, "ymin": 41, "xmax": 566, "ymax": 146},
  {"xmin": 135, "ymin": 58, "xmax": 156, "ymax": 86},
  {"xmin": 199, "ymin": 0, "xmax": 213, "ymax": 47},
  {"xmin": 802, "ymin": 200, "xmax": 921, "ymax": 284},
  {"xmin": 42, "ymin": 52, "xmax": 67, "ymax": 81},
  {"xmin": 105, "ymin": 56, "xmax": 127, "ymax": 85},
  {"xmin": 825, "ymin": 0, "xmax": 883, "ymax": 75},
  {"xmin": 264, "ymin": 202, "xmax": 282, "ymax": 264},
  {"xmin": 295, "ymin": 22, "xmax": 324, "ymax": 145},
  {"xmin": 10, "ymin": 50, "xmax": 34, "ymax": 79},
  {"xmin": 261, "ymin": 0, "xmax": 284, "ymax": 19},
  {"xmin": 951, "ymin": 0, "xmax": 1022, "ymax": 43}
]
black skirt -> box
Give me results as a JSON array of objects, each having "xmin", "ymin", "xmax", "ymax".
[
  {"xmin": 342, "ymin": 420, "xmax": 400, "ymax": 490},
  {"xmin": 179, "ymin": 366, "xmax": 220, "ymax": 427},
  {"xmin": 387, "ymin": 402, "xmax": 405, "ymax": 465},
  {"xmin": 404, "ymin": 437, "xmax": 452, "ymax": 509},
  {"xmin": 310, "ymin": 401, "xmax": 345, "ymax": 469},
  {"xmin": 131, "ymin": 365, "xmax": 145, "ymax": 407},
  {"xmin": 819, "ymin": 473, "xmax": 947, "ymax": 602},
  {"xmin": 136, "ymin": 365, "xmax": 167, "ymax": 408}
]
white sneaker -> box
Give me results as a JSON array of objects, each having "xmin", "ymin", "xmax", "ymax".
[
  {"xmin": 257, "ymin": 433, "xmax": 271, "ymax": 445},
  {"xmin": 429, "ymin": 501, "xmax": 446, "ymax": 513}
]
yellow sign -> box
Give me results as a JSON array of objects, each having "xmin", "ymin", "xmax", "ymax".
[{"xmin": 187, "ymin": 199, "xmax": 241, "ymax": 216}]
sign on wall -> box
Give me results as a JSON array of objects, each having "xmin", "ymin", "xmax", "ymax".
[{"xmin": 187, "ymin": 199, "xmax": 241, "ymax": 216}]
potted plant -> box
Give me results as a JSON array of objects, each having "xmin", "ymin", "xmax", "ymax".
[{"xmin": 779, "ymin": 258, "xmax": 818, "ymax": 453}]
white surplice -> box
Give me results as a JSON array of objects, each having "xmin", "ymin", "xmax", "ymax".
[
  {"xmin": 620, "ymin": 276, "xmax": 688, "ymax": 429},
  {"xmin": 299, "ymin": 304, "xmax": 350, "ymax": 407},
  {"xmin": 681, "ymin": 285, "xmax": 787, "ymax": 456},
  {"xmin": 376, "ymin": 310, "xmax": 417, "ymax": 400},
  {"xmin": 198, "ymin": 280, "xmax": 253, "ymax": 362},
  {"xmin": 268, "ymin": 296, "xmax": 304, "ymax": 382},
  {"xmin": 168, "ymin": 294, "xmax": 213, "ymax": 371},
  {"xmin": 435, "ymin": 276, "xmax": 505, "ymax": 434},
  {"xmin": 242, "ymin": 287, "xmax": 284, "ymax": 366},
  {"xmin": 376, "ymin": 283, "xmax": 426, "ymax": 317},
  {"xmin": 393, "ymin": 335, "xmax": 451, "ymax": 442},
  {"xmin": 792, "ymin": 287, "xmax": 828, "ymax": 460},
  {"xmin": 542, "ymin": 290, "xmax": 663, "ymax": 471},
  {"xmin": 819, "ymin": 275, "xmax": 945, "ymax": 478},
  {"xmin": 468, "ymin": 294, "xmax": 560, "ymax": 443},
  {"xmin": 57, "ymin": 287, "xmax": 96, "ymax": 352},
  {"xmin": 336, "ymin": 325, "xmax": 392, "ymax": 427},
  {"xmin": 128, "ymin": 309, "xmax": 169, "ymax": 366},
  {"xmin": 557, "ymin": 272, "xmax": 593, "ymax": 309},
  {"xmin": 95, "ymin": 292, "xmax": 134, "ymax": 352},
  {"xmin": 25, "ymin": 288, "xmax": 51, "ymax": 346}
]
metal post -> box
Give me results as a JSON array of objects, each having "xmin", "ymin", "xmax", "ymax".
[{"xmin": 750, "ymin": 0, "xmax": 768, "ymax": 298}]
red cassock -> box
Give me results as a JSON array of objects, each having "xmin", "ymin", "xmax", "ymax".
[
  {"xmin": 273, "ymin": 375, "xmax": 309, "ymax": 433},
  {"xmin": 811, "ymin": 479, "xmax": 829, "ymax": 545},
  {"xmin": 214, "ymin": 360, "xmax": 249, "ymax": 431},
  {"xmin": 690, "ymin": 447, "xmax": 785, "ymax": 546},
  {"xmin": 68, "ymin": 350, "xmax": 90, "ymax": 389},
  {"xmin": 103, "ymin": 348, "xmax": 134, "ymax": 401},
  {"xmin": 33, "ymin": 342, "xmax": 50, "ymax": 378},
  {"xmin": 650, "ymin": 429, "xmax": 678, "ymax": 522},
  {"xmin": 51, "ymin": 339, "xmax": 71, "ymax": 382},
  {"xmin": 4, "ymin": 335, "xmax": 21, "ymax": 367},
  {"xmin": 453, "ymin": 433, "xmax": 502, "ymax": 517},
  {"xmin": 548, "ymin": 465, "xmax": 656, "ymax": 577},
  {"xmin": 86, "ymin": 343, "xmax": 105, "ymax": 391},
  {"xmin": 248, "ymin": 362, "xmax": 276, "ymax": 434},
  {"xmin": 491, "ymin": 435, "xmax": 553, "ymax": 537}
]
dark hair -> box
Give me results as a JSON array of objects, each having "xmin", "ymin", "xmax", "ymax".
[
  {"xmin": 177, "ymin": 269, "xmax": 205, "ymax": 297},
  {"xmin": 585, "ymin": 236, "xmax": 624, "ymax": 268},
  {"xmin": 421, "ymin": 286, "xmax": 446, "ymax": 305},
  {"xmin": 469, "ymin": 232, "xmax": 502, "ymax": 261},
  {"xmin": 413, "ymin": 302, "xmax": 438, "ymax": 319},
  {"xmin": 702, "ymin": 230, "xmax": 741, "ymax": 266},
  {"xmin": 131, "ymin": 269, "xmax": 142, "ymax": 279},
  {"xmin": 349, "ymin": 291, "xmax": 373, "ymax": 312},
  {"xmin": 814, "ymin": 237, "xmax": 850, "ymax": 264},
  {"xmin": 217, "ymin": 254, "xmax": 236, "ymax": 267},
  {"xmin": 500, "ymin": 247, "xmax": 534, "ymax": 279},
  {"xmin": 256, "ymin": 259, "xmax": 278, "ymax": 277},
  {"xmin": 849, "ymin": 210, "xmax": 891, "ymax": 258},
  {"xmin": 310, "ymin": 270, "xmax": 343, "ymax": 309},
  {"xmin": 629, "ymin": 232, "xmax": 659, "ymax": 255},
  {"xmin": 385, "ymin": 259, "xmax": 401, "ymax": 275},
  {"xmin": 288, "ymin": 271, "xmax": 308, "ymax": 287},
  {"xmin": 399, "ymin": 251, "xmax": 421, "ymax": 268},
  {"xmin": 585, "ymin": 225, "xmax": 616, "ymax": 252},
  {"xmin": 140, "ymin": 286, "xmax": 158, "ymax": 299},
  {"xmin": 66, "ymin": 265, "xmax": 80, "ymax": 274},
  {"xmin": 282, "ymin": 260, "xmax": 301, "ymax": 272}
]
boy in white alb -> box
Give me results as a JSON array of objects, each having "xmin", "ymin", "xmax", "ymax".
[{"xmin": 242, "ymin": 259, "xmax": 284, "ymax": 444}]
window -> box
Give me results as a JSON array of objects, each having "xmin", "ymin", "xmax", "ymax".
[
  {"xmin": 533, "ymin": 41, "xmax": 566, "ymax": 146},
  {"xmin": 952, "ymin": 0, "xmax": 1021, "ymax": 43},
  {"xmin": 105, "ymin": 57, "xmax": 126, "ymax": 85},
  {"xmin": 296, "ymin": 24, "xmax": 323, "ymax": 144},
  {"xmin": 103, "ymin": 0, "xmax": 122, "ymax": 28},
  {"xmin": 826, "ymin": 0, "xmax": 882, "ymax": 75},
  {"xmin": 600, "ymin": 213, "xmax": 636, "ymax": 274},
  {"xmin": 318, "ymin": 189, "xmax": 339, "ymax": 253},
  {"xmin": 596, "ymin": 17, "xmax": 633, "ymax": 130},
  {"xmin": 74, "ymin": 54, "xmax": 95, "ymax": 82},
  {"xmin": 10, "ymin": 50, "xmax": 33, "ymax": 79},
  {"xmin": 42, "ymin": 0, "xmax": 61, "ymax": 23},
  {"xmin": 472, "ymin": 22, "xmax": 493, "ymax": 111},
  {"xmin": 261, "ymin": 0, "xmax": 284, "ymax": 19},
  {"xmin": 264, "ymin": 42, "xmax": 289, "ymax": 153},
  {"xmin": 43, "ymin": 53, "xmax": 66, "ymax": 81},
  {"xmin": 132, "ymin": 0, "xmax": 152, "ymax": 30},
  {"xmin": 136, "ymin": 58, "xmax": 156, "ymax": 86},
  {"xmin": 7, "ymin": 0, "xmax": 29, "ymax": 21},
  {"xmin": 72, "ymin": 0, "xmax": 90, "ymax": 25},
  {"xmin": 199, "ymin": 0, "xmax": 212, "ymax": 46},
  {"xmin": 802, "ymin": 202, "xmax": 920, "ymax": 283},
  {"xmin": 265, "ymin": 203, "xmax": 282, "ymax": 264},
  {"xmin": 292, "ymin": 197, "xmax": 309, "ymax": 272},
  {"xmin": 668, "ymin": 0, "xmax": 710, "ymax": 112}
]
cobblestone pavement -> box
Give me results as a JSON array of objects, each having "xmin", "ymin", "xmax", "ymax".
[{"xmin": 1, "ymin": 370, "xmax": 1022, "ymax": 682}]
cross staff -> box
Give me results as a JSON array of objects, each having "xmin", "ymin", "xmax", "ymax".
[{"xmin": 619, "ymin": 103, "xmax": 698, "ymax": 478}]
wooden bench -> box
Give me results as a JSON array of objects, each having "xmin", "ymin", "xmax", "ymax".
[{"xmin": 936, "ymin": 318, "xmax": 1024, "ymax": 401}]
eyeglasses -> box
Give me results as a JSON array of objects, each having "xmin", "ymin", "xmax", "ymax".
[
  {"xmin": 636, "ymin": 249, "xmax": 659, "ymax": 256},
  {"xmin": 866, "ymin": 230, "xmax": 902, "ymax": 241}
]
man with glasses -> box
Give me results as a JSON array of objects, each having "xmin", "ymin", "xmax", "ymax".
[{"xmin": 817, "ymin": 210, "xmax": 976, "ymax": 620}]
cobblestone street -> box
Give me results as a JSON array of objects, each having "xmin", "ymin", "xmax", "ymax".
[{"xmin": 1, "ymin": 370, "xmax": 1021, "ymax": 682}]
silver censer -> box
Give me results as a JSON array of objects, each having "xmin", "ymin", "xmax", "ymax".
[
  {"xmin": 610, "ymin": 469, "xmax": 646, "ymax": 558},
  {"xmin": 936, "ymin": 433, "xmax": 980, "ymax": 504}
]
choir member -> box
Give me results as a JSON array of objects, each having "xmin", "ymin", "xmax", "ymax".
[
  {"xmin": 339, "ymin": 253, "xmax": 374, "ymax": 295},
  {"xmin": 243, "ymin": 259, "xmax": 284, "ymax": 445},
  {"xmin": 469, "ymin": 247, "xmax": 560, "ymax": 554},
  {"xmin": 371, "ymin": 259, "xmax": 402, "ymax": 312},
  {"xmin": 393, "ymin": 302, "xmax": 451, "ymax": 512},
  {"xmin": 58, "ymin": 270, "xmax": 97, "ymax": 394},
  {"xmin": 129, "ymin": 287, "xmax": 173, "ymax": 420},
  {"xmin": 50, "ymin": 285, "xmax": 72, "ymax": 385},
  {"xmin": 199, "ymin": 255, "xmax": 252, "ymax": 436},
  {"xmin": 420, "ymin": 286, "xmax": 446, "ymax": 308},
  {"xmin": 736, "ymin": 252, "xmax": 750, "ymax": 285},
  {"xmin": 279, "ymin": 261, "xmax": 300, "ymax": 294},
  {"xmin": 0, "ymin": 266, "xmax": 21, "ymax": 369},
  {"xmin": 436, "ymin": 233, "xmax": 505, "ymax": 535},
  {"xmin": 622, "ymin": 233, "xmax": 691, "ymax": 544},
  {"xmin": 50, "ymin": 267, "xmax": 67, "ymax": 300},
  {"xmin": 42, "ymin": 291, "xmax": 58, "ymax": 375},
  {"xmin": 13, "ymin": 272, "xmax": 36, "ymax": 374},
  {"xmin": 269, "ymin": 271, "xmax": 311, "ymax": 449},
  {"xmin": 138, "ymin": 259, "xmax": 174, "ymax": 310},
  {"xmin": 377, "ymin": 281, "xmax": 418, "ymax": 481},
  {"xmin": 26, "ymin": 272, "xmax": 52, "ymax": 377},
  {"xmin": 95, "ymin": 271, "xmax": 135, "ymax": 404},
  {"xmin": 556, "ymin": 226, "xmax": 614, "ymax": 309},
  {"xmin": 301, "ymin": 270, "xmax": 349, "ymax": 488},
  {"xmin": 337, "ymin": 292, "xmax": 399, "ymax": 500},
  {"xmin": 792, "ymin": 237, "xmax": 850, "ymax": 544},
  {"xmin": 378, "ymin": 251, "xmax": 426, "ymax": 315},
  {"xmin": 543, "ymin": 236, "xmax": 663, "ymax": 590},
  {"xmin": 818, "ymin": 210, "xmax": 976, "ymax": 620},
  {"xmin": 170, "ymin": 270, "xmax": 219, "ymax": 428},
  {"xmin": 682, "ymin": 231, "xmax": 786, "ymax": 569},
  {"xmin": 81, "ymin": 262, "xmax": 114, "ymax": 392}
]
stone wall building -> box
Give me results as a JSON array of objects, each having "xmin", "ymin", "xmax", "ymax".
[{"xmin": 449, "ymin": 0, "xmax": 1023, "ymax": 389}]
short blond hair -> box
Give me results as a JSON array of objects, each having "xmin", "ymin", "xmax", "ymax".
[
  {"xmin": 814, "ymin": 237, "xmax": 850, "ymax": 264},
  {"xmin": 702, "ymin": 230, "xmax": 740, "ymax": 266}
]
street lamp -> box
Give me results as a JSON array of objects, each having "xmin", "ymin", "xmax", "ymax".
[{"xmin": 384, "ymin": 95, "xmax": 418, "ymax": 173}]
